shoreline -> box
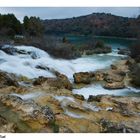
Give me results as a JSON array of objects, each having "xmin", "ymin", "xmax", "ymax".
[{"xmin": 0, "ymin": 43, "xmax": 140, "ymax": 133}]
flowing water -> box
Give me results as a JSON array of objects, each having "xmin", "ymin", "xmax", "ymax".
[
  {"xmin": 0, "ymin": 36, "xmax": 139, "ymax": 97},
  {"xmin": 0, "ymin": 45, "xmax": 124, "ymax": 79}
]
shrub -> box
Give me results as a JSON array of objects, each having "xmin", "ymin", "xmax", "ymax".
[
  {"xmin": 129, "ymin": 63, "xmax": 140, "ymax": 87},
  {"xmin": 130, "ymin": 41, "xmax": 140, "ymax": 62},
  {"xmin": 95, "ymin": 40, "xmax": 105, "ymax": 48},
  {"xmin": 14, "ymin": 35, "xmax": 81, "ymax": 59}
]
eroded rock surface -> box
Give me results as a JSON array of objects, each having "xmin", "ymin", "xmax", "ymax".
[
  {"xmin": 73, "ymin": 72, "xmax": 95, "ymax": 84},
  {"xmin": 33, "ymin": 73, "xmax": 72, "ymax": 90},
  {"xmin": 0, "ymin": 94, "xmax": 54, "ymax": 125},
  {"xmin": 0, "ymin": 71, "xmax": 19, "ymax": 88},
  {"xmin": 0, "ymin": 115, "xmax": 17, "ymax": 133},
  {"xmin": 104, "ymin": 82, "xmax": 125, "ymax": 89}
]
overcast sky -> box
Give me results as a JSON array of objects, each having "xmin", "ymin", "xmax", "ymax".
[{"xmin": 0, "ymin": 7, "xmax": 140, "ymax": 21}]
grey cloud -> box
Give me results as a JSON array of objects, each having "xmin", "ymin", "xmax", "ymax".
[{"xmin": 0, "ymin": 7, "xmax": 139, "ymax": 21}]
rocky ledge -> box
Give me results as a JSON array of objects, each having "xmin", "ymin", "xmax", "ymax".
[
  {"xmin": 73, "ymin": 59, "xmax": 128, "ymax": 89},
  {"xmin": 0, "ymin": 94, "xmax": 54, "ymax": 125},
  {"xmin": 0, "ymin": 115, "xmax": 17, "ymax": 133},
  {"xmin": 0, "ymin": 58, "xmax": 140, "ymax": 133},
  {"xmin": 1, "ymin": 92, "xmax": 140, "ymax": 133}
]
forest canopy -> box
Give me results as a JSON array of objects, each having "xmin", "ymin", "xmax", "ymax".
[
  {"xmin": 0, "ymin": 13, "xmax": 140, "ymax": 38},
  {"xmin": 0, "ymin": 14, "xmax": 44, "ymax": 37}
]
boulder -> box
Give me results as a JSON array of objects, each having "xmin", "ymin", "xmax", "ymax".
[
  {"xmin": 94, "ymin": 71, "xmax": 105, "ymax": 81},
  {"xmin": 103, "ymin": 82, "xmax": 125, "ymax": 89},
  {"xmin": 33, "ymin": 74, "xmax": 72, "ymax": 90},
  {"xmin": 88, "ymin": 95, "xmax": 103, "ymax": 102},
  {"xmin": 0, "ymin": 71, "xmax": 19, "ymax": 88},
  {"xmin": 104, "ymin": 72, "xmax": 124, "ymax": 83},
  {"xmin": 56, "ymin": 73, "xmax": 72, "ymax": 90},
  {"xmin": 73, "ymin": 94, "xmax": 85, "ymax": 101},
  {"xmin": 73, "ymin": 72, "xmax": 94, "ymax": 84}
]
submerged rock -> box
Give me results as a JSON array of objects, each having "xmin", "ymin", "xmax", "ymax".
[
  {"xmin": 0, "ymin": 45, "xmax": 17, "ymax": 55},
  {"xmin": 73, "ymin": 72, "xmax": 95, "ymax": 84},
  {"xmin": 88, "ymin": 95, "xmax": 103, "ymax": 102}
]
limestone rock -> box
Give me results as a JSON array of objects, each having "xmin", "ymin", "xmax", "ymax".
[
  {"xmin": 103, "ymin": 82, "xmax": 125, "ymax": 89},
  {"xmin": 0, "ymin": 71, "xmax": 19, "ymax": 88},
  {"xmin": 73, "ymin": 72, "xmax": 94, "ymax": 84},
  {"xmin": 0, "ymin": 95, "xmax": 54, "ymax": 125}
]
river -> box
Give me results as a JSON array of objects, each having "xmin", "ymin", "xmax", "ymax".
[{"xmin": 0, "ymin": 36, "xmax": 139, "ymax": 98}]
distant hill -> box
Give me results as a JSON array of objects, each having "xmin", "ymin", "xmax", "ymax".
[{"xmin": 44, "ymin": 13, "xmax": 140, "ymax": 38}]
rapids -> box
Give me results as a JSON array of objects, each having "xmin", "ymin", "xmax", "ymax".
[
  {"xmin": 0, "ymin": 45, "xmax": 124, "ymax": 79},
  {"xmin": 0, "ymin": 45, "xmax": 140, "ymax": 97}
]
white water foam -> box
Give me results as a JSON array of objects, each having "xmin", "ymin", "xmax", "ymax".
[
  {"xmin": 1, "ymin": 45, "xmax": 139, "ymax": 97},
  {"xmin": 11, "ymin": 92, "xmax": 43, "ymax": 100},
  {"xmin": 0, "ymin": 45, "xmax": 123, "ymax": 79},
  {"xmin": 72, "ymin": 84, "xmax": 140, "ymax": 99}
]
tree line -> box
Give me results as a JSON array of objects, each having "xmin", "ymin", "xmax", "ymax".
[
  {"xmin": 44, "ymin": 13, "xmax": 140, "ymax": 38},
  {"xmin": 0, "ymin": 13, "xmax": 44, "ymax": 37},
  {"xmin": 0, "ymin": 13, "xmax": 140, "ymax": 39}
]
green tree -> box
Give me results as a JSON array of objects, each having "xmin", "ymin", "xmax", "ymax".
[
  {"xmin": 23, "ymin": 16, "xmax": 44, "ymax": 37},
  {"xmin": 0, "ymin": 13, "xmax": 22, "ymax": 36},
  {"xmin": 23, "ymin": 16, "xmax": 29, "ymax": 30}
]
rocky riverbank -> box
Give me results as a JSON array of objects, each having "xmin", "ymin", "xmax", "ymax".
[
  {"xmin": 0, "ymin": 55, "xmax": 140, "ymax": 133},
  {"xmin": 0, "ymin": 43, "xmax": 140, "ymax": 133}
]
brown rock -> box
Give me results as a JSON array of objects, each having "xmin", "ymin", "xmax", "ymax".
[
  {"xmin": 111, "ymin": 64, "xmax": 117, "ymax": 70},
  {"xmin": 0, "ymin": 71, "xmax": 19, "ymax": 88},
  {"xmin": 73, "ymin": 72, "xmax": 94, "ymax": 84},
  {"xmin": 94, "ymin": 71, "xmax": 105, "ymax": 81},
  {"xmin": 67, "ymin": 103, "xmax": 86, "ymax": 112},
  {"xmin": 33, "ymin": 74, "xmax": 72, "ymax": 90},
  {"xmin": 104, "ymin": 73, "xmax": 124, "ymax": 83},
  {"xmin": 125, "ymin": 59, "xmax": 135, "ymax": 66},
  {"xmin": 100, "ymin": 119, "xmax": 140, "ymax": 133},
  {"xmin": 0, "ymin": 115, "xmax": 17, "ymax": 133},
  {"xmin": 57, "ymin": 73, "xmax": 72, "ymax": 90},
  {"xmin": 73, "ymin": 94, "xmax": 85, "ymax": 101},
  {"xmin": 0, "ymin": 95, "xmax": 54, "ymax": 125},
  {"xmin": 88, "ymin": 95, "xmax": 103, "ymax": 102},
  {"xmin": 104, "ymin": 82, "xmax": 125, "ymax": 89}
]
